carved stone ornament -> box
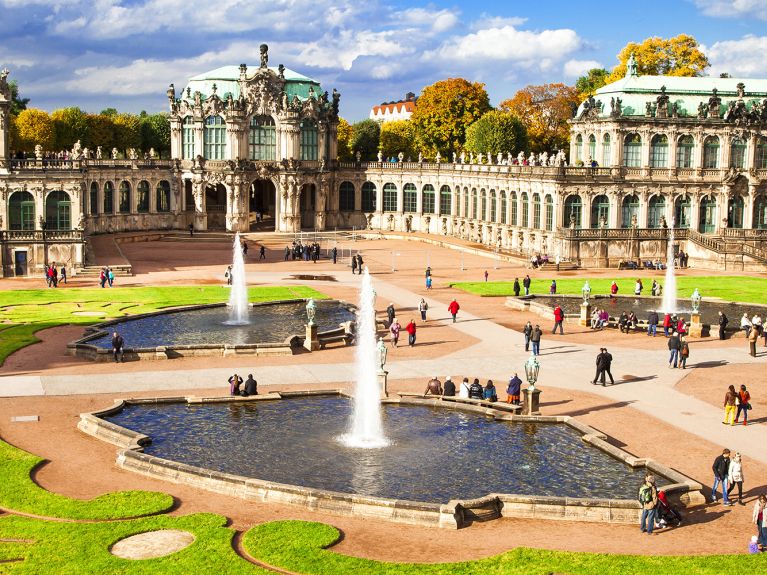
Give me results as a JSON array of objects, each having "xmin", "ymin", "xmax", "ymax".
[
  {"xmin": 707, "ymin": 88, "xmax": 722, "ymax": 119},
  {"xmin": 655, "ymin": 86, "xmax": 669, "ymax": 119},
  {"xmin": 579, "ymin": 96, "xmax": 602, "ymax": 120}
]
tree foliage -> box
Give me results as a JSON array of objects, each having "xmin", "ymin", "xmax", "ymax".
[
  {"xmin": 607, "ymin": 34, "xmax": 709, "ymax": 82},
  {"xmin": 379, "ymin": 120, "xmax": 417, "ymax": 160},
  {"xmin": 411, "ymin": 78, "xmax": 491, "ymax": 158},
  {"xmin": 139, "ymin": 112, "xmax": 171, "ymax": 157},
  {"xmin": 112, "ymin": 113, "xmax": 141, "ymax": 151},
  {"xmin": 336, "ymin": 117, "xmax": 354, "ymax": 161},
  {"xmin": 575, "ymin": 68, "xmax": 609, "ymax": 98},
  {"xmin": 9, "ymin": 81, "xmax": 29, "ymax": 116},
  {"xmin": 500, "ymin": 83, "xmax": 579, "ymax": 153},
  {"xmin": 51, "ymin": 107, "xmax": 89, "ymax": 150},
  {"xmin": 14, "ymin": 109, "xmax": 55, "ymax": 151},
  {"xmin": 465, "ymin": 111, "xmax": 528, "ymax": 157},
  {"xmin": 350, "ymin": 119, "xmax": 380, "ymax": 161}
]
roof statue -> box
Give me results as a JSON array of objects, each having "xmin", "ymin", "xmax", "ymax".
[
  {"xmin": 259, "ymin": 44, "xmax": 269, "ymax": 68},
  {"xmin": 625, "ymin": 53, "xmax": 638, "ymax": 78}
]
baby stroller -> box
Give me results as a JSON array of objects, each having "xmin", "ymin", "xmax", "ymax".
[{"xmin": 655, "ymin": 490, "xmax": 682, "ymax": 528}]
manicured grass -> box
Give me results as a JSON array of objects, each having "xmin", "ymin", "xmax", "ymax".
[
  {"xmin": 451, "ymin": 276, "xmax": 767, "ymax": 305},
  {"xmin": 0, "ymin": 285, "xmax": 327, "ymax": 365},
  {"xmin": 0, "ymin": 440, "xmax": 173, "ymax": 520}
]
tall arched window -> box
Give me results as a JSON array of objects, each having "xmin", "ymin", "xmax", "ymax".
[
  {"xmin": 591, "ymin": 195, "xmax": 610, "ymax": 228},
  {"xmin": 203, "ymin": 116, "xmax": 226, "ymax": 160},
  {"xmin": 754, "ymin": 195, "xmax": 767, "ymax": 229},
  {"xmin": 490, "ymin": 190, "xmax": 497, "ymax": 222},
  {"xmin": 118, "ymin": 181, "xmax": 131, "ymax": 213},
  {"xmin": 621, "ymin": 194, "xmax": 639, "ymax": 227},
  {"xmin": 728, "ymin": 194, "xmax": 745, "ymax": 228},
  {"xmin": 703, "ymin": 136, "xmax": 720, "ymax": 169},
  {"xmin": 510, "ymin": 192, "xmax": 518, "ymax": 225},
  {"xmin": 500, "ymin": 191, "xmax": 507, "ymax": 224},
  {"xmin": 103, "ymin": 181, "xmax": 114, "ymax": 213},
  {"xmin": 602, "ymin": 133, "xmax": 611, "ymax": 167},
  {"xmin": 521, "ymin": 192, "xmax": 529, "ymax": 227},
  {"xmin": 300, "ymin": 119, "xmax": 318, "ymax": 161},
  {"xmin": 676, "ymin": 135, "xmax": 694, "ymax": 168},
  {"xmin": 182, "ymin": 117, "xmax": 195, "ymax": 159},
  {"xmin": 439, "ymin": 185, "xmax": 451, "ymax": 215},
  {"xmin": 249, "ymin": 116, "xmax": 276, "ymax": 160},
  {"xmin": 588, "ymin": 134, "xmax": 596, "ymax": 161},
  {"xmin": 383, "ymin": 183, "xmax": 397, "ymax": 212},
  {"xmin": 623, "ymin": 133, "xmax": 641, "ymax": 167},
  {"xmin": 45, "ymin": 190, "xmax": 71, "ymax": 230},
  {"xmin": 362, "ymin": 182, "xmax": 376, "ymax": 211},
  {"xmin": 532, "ymin": 193, "xmax": 541, "ymax": 228},
  {"xmin": 89, "ymin": 182, "xmax": 99, "ymax": 215},
  {"xmin": 756, "ymin": 137, "xmax": 767, "ymax": 169},
  {"xmin": 675, "ymin": 195, "xmax": 691, "ymax": 229},
  {"xmin": 8, "ymin": 191, "xmax": 35, "ymax": 230},
  {"xmin": 544, "ymin": 195, "xmax": 553, "ymax": 231},
  {"xmin": 575, "ymin": 134, "xmax": 583, "ymax": 162},
  {"xmin": 730, "ymin": 137, "xmax": 747, "ymax": 169},
  {"xmin": 339, "ymin": 181, "xmax": 355, "ymax": 211},
  {"xmin": 698, "ymin": 195, "xmax": 717, "ymax": 233},
  {"xmin": 647, "ymin": 195, "xmax": 665, "ymax": 228},
  {"xmin": 480, "ymin": 189, "xmax": 487, "ymax": 221},
  {"xmin": 137, "ymin": 180, "xmax": 150, "ymax": 213},
  {"xmin": 422, "ymin": 184, "xmax": 435, "ymax": 214},
  {"xmin": 650, "ymin": 134, "xmax": 668, "ymax": 167},
  {"xmin": 463, "ymin": 187, "xmax": 469, "ymax": 218},
  {"xmin": 403, "ymin": 183, "xmax": 417, "ymax": 212},
  {"xmin": 156, "ymin": 181, "xmax": 171, "ymax": 212},
  {"xmin": 471, "ymin": 188, "xmax": 478, "ymax": 219},
  {"xmin": 564, "ymin": 195, "xmax": 582, "ymax": 228}
]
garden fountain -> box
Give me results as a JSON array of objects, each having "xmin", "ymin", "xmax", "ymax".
[
  {"xmin": 661, "ymin": 225, "xmax": 677, "ymax": 314},
  {"xmin": 225, "ymin": 232, "xmax": 249, "ymax": 325}
]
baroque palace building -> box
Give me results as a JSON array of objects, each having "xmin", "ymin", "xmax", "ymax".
[{"xmin": 2, "ymin": 49, "xmax": 767, "ymax": 277}]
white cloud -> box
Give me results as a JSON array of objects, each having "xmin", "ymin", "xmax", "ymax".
[
  {"xmin": 563, "ymin": 59, "xmax": 603, "ymax": 78},
  {"xmin": 393, "ymin": 7, "xmax": 460, "ymax": 33},
  {"xmin": 707, "ymin": 34, "xmax": 767, "ymax": 76},
  {"xmin": 470, "ymin": 15, "xmax": 527, "ymax": 30},
  {"xmin": 694, "ymin": 0, "xmax": 767, "ymax": 19},
  {"xmin": 297, "ymin": 30, "xmax": 412, "ymax": 70}
]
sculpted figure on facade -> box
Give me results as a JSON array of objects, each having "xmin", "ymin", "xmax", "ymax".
[
  {"xmin": 377, "ymin": 150, "xmax": 383, "ymax": 163},
  {"xmin": 517, "ymin": 151, "xmax": 525, "ymax": 164},
  {"xmin": 111, "ymin": 148, "xmax": 119, "ymax": 160},
  {"xmin": 96, "ymin": 146, "xmax": 103, "ymax": 160},
  {"xmin": 459, "ymin": 151, "xmax": 465, "ymax": 164},
  {"xmin": 418, "ymin": 152, "xmax": 423, "ymax": 163},
  {"xmin": 435, "ymin": 152, "xmax": 441, "ymax": 163},
  {"xmin": 397, "ymin": 152, "xmax": 404, "ymax": 163},
  {"xmin": 477, "ymin": 153, "xmax": 483, "ymax": 164},
  {"xmin": 259, "ymin": 44, "xmax": 269, "ymax": 68},
  {"xmin": 497, "ymin": 153, "xmax": 503, "ymax": 165},
  {"xmin": 452, "ymin": 152, "xmax": 457, "ymax": 163},
  {"xmin": 469, "ymin": 152, "xmax": 474, "ymax": 164},
  {"xmin": 707, "ymin": 88, "xmax": 721, "ymax": 119},
  {"xmin": 34, "ymin": 145, "xmax": 43, "ymax": 160}
]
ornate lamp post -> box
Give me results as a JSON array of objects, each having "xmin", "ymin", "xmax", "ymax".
[
  {"xmin": 303, "ymin": 298, "xmax": 319, "ymax": 351},
  {"xmin": 522, "ymin": 353, "xmax": 542, "ymax": 415}
]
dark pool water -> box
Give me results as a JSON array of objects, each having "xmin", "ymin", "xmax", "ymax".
[
  {"xmin": 105, "ymin": 397, "xmax": 652, "ymax": 503},
  {"xmin": 89, "ymin": 301, "xmax": 355, "ymax": 348}
]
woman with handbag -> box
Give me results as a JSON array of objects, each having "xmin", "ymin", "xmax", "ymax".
[
  {"xmin": 735, "ymin": 384, "xmax": 752, "ymax": 426},
  {"xmin": 726, "ymin": 452, "xmax": 745, "ymax": 505}
]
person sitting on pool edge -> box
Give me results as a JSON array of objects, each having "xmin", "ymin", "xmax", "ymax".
[
  {"xmin": 228, "ymin": 373, "xmax": 243, "ymax": 396},
  {"xmin": 424, "ymin": 376, "xmax": 442, "ymax": 396},
  {"xmin": 443, "ymin": 376, "xmax": 456, "ymax": 397},
  {"xmin": 242, "ymin": 374, "xmax": 258, "ymax": 396}
]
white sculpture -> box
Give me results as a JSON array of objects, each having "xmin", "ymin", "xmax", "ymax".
[
  {"xmin": 34, "ymin": 144, "xmax": 43, "ymax": 160},
  {"xmin": 459, "ymin": 151, "xmax": 465, "ymax": 164},
  {"xmin": 111, "ymin": 148, "xmax": 119, "ymax": 159},
  {"xmin": 477, "ymin": 153, "xmax": 483, "ymax": 164},
  {"xmin": 486, "ymin": 151, "xmax": 492, "ymax": 165},
  {"xmin": 71, "ymin": 140, "xmax": 82, "ymax": 159},
  {"xmin": 469, "ymin": 152, "xmax": 474, "ymax": 164},
  {"xmin": 377, "ymin": 150, "xmax": 383, "ymax": 163},
  {"xmin": 452, "ymin": 152, "xmax": 457, "ymax": 163},
  {"xmin": 497, "ymin": 153, "xmax": 503, "ymax": 165},
  {"xmin": 149, "ymin": 148, "xmax": 157, "ymax": 159},
  {"xmin": 435, "ymin": 152, "xmax": 441, "ymax": 163},
  {"xmin": 397, "ymin": 152, "xmax": 404, "ymax": 162},
  {"xmin": 96, "ymin": 146, "xmax": 103, "ymax": 160},
  {"xmin": 418, "ymin": 152, "xmax": 423, "ymax": 163},
  {"xmin": 517, "ymin": 151, "xmax": 525, "ymax": 164}
]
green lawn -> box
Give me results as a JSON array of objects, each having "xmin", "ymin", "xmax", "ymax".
[
  {"xmin": 451, "ymin": 276, "xmax": 767, "ymax": 305},
  {"xmin": 0, "ymin": 285, "xmax": 326, "ymax": 365}
]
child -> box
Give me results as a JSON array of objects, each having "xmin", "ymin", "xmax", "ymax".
[{"xmin": 749, "ymin": 535, "xmax": 760, "ymax": 554}]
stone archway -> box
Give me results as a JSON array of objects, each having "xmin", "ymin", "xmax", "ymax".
[{"xmin": 249, "ymin": 179, "xmax": 277, "ymax": 231}]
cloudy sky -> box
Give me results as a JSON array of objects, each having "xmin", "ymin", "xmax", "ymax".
[{"xmin": 2, "ymin": 0, "xmax": 767, "ymax": 120}]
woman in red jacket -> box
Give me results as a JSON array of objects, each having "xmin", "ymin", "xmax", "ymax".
[
  {"xmin": 448, "ymin": 299, "xmax": 460, "ymax": 323},
  {"xmin": 405, "ymin": 319, "xmax": 417, "ymax": 347}
]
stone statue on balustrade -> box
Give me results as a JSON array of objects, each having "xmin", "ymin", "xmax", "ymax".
[
  {"xmin": 452, "ymin": 152, "xmax": 457, "ymax": 163},
  {"xmin": 497, "ymin": 153, "xmax": 503, "ymax": 165},
  {"xmin": 469, "ymin": 152, "xmax": 474, "ymax": 164},
  {"xmin": 487, "ymin": 151, "xmax": 493, "ymax": 164},
  {"xmin": 397, "ymin": 152, "xmax": 404, "ymax": 162},
  {"xmin": 96, "ymin": 146, "xmax": 103, "ymax": 160},
  {"xmin": 435, "ymin": 152, "xmax": 441, "ymax": 163},
  {"xmin": 528, "ymin": 152, "xmax": 536, "ymax": 166},
  {"xmin": 71, "ymin": 140, "xmax": 82, "ymax": 159},
  {"xmin": 111, "ymin": 148, "xmax": 119, "ymax": 160},
  {"xmin": 418, "ymin": 152, "xmax": 423, "ymax": 163},
  {"xmin": 377, "ymin": 150, "xmax": 383, "ymax": 163},
  {"xmin": 517, "ymin": 152, "xmax": 525, "ymax": 165},
  {"xmin": 34, "ymin": 145, "xmax": 43, "ymax": 160},
  {"xmin": 459, "ymin": 151, "xmax": 465, "ymax": 164},
  {"xmin": 477, "ymin": 153, "xmax": 483, "ymax": 164}
]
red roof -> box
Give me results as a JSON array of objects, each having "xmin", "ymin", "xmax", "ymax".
[{"xmin": 371, "ymin": 101, "xmax": 415, "ymax": 115}]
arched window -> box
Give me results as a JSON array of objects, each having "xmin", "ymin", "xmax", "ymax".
[
  {"xmin": 521, "ymin": 192, "xmax": 529, "ymax": 227},
  {"xmin": 184, "ymin": 180, "xmax": 194, "ymax": 212},
  {"xmin": 728, "ymin": 194, "xmax": 745, "ymax": 228},
  {"xmin": 591, "ymin": 195, "xmax": 610, "ymax": 228},
  {"xmin": 703, "ymin": 136, "xmax": 720, "ymax": 169},
  {"xmin": 756, "ymin": 137, "xmax": 767, "ymax": 169},
  {"xmin": 471, "ymin": 188, "xmax": 478, "ymax": 219},
  {"xmin": 403, "ymin": 183, "xmax": 417, "ymax": 212},
  {"xmin": 8, "ymin": 191, "xmax": 35, "ymax": 230},
  {"xmin": 203, "ymin": 116, "xmax": 226, "ymax": 160},
  {"xmin": 621, "ymin": 194, "xmax": 639, "ymax": 228},
  {"xmin": 545, "ymin": 195, "xmax": 553, "ymax": 231},
  {"xmin": 156, "ymin": 181, "xmax": 171, "ymax": 212},
  {"xmin": 362, "ymin": 182, "xmax": 376, "ymax": 211},
  {"xmin": 182, "ymin": 117, "xmax": 195, "ymax": 159},
  {"xmin": 698, "ymin": 195, "xmax": 717, "ymax": 233},
  {"xmin": 602, "ymin": 133, "xmax": 611, "ymax": 167},
  {"xmin": 500, "ymin": 191, "xmax": 507, "ymax": 224},
  {"xmin": 89, "ymin": 182, "xmax": 99, "ymax": 215},
  {"xmin": 439, "ymin": 185, "xmax": 451, "ymax": 215},
  {"xmin": 118, "ymin": 181, "xmax": 131, "ymax": 213},
  {"xmin": 647, "ymin": 195, "xmax": 665, "ymax": 228},
  {"xmin": 754, "ymin": 195, "xmax": 767, "ymax": 229},
  {"xmin": 730, "ymin": 137, "xmax": 747, "ymax": 169},
  {"xmin": 103, "ymin": 181, "xmax": 113, "ymax": 213},
  {"xmin": 675, "ymin": 195, "xmax": 691, "ymax": 229},
  {"xmin": 249, "ymin": 116, "xmax": 276, "ymax": 160},
  {"xmin": 463, "ymin": 187, "xmax": 469, "ymax": 217},
  {"xmin": 650, "ymin": 135, "xmax": 668, "ymax": 168},
  {"xmin": 137, "ymin": 180, "xmax": 150, "ymax": 213},
  {"xmin": 383, "ymin": 183, "xmax": 397, "ymax": 212},
  {"xmin": 564, "ymin": 195, "xmax": 582, "ymax": 229},
  {"xmin": 422, "ymin": 184, "xmax": 435, "ymax": 214},
  {"xmin": 676, "ymin": 135, "xmax": 694, "ymax": 168},
  {"xmin": 339, "ymin": 181, "xmax": 355, "ymax": 211},
  {"xmin": 588, "ymin": 134, "xmax": 596, "ymax": 161},
  {"xmin": 510, "ymin": 191, "xmax": 518, "ymax": 225},
  {"xmin": 623, "ymin": 133, "xmax": 641, "ymax": 167},
  {"xmin": 575, "ymin": 134, "xmax": 583, "ymax": 162},
  {"xmin": 480, "ymin": 189, "xmax": 487, "ymax": 221},
  {"xmin": 532, "ymin": 193, "xmax": 541, "ymax": 228},
  {"xmin": 300, "ymin": 119, "xmax": 318, "ymax": 161},
  {"xmin": 490, "ymin": 190, "xmax": 497, "ymax": 222},
  {"xmin": 45, "ymin": 190, "xmax": 71, "ymax": 230}
]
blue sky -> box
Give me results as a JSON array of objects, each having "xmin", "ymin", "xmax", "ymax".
[{"xmin": 2, "ymin": 0, "xmax": 767, "ymax": 120}]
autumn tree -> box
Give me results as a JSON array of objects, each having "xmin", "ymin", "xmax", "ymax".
[
  {"xmin": 576, "ymin": 68, "xmax": 609, "ymax": 98},
  {"xmin": 140, "ymin": 112, "xmax": 171, "ymax": 156},
  {"xmin": 14, "ymin": 109, "xmax": 55, "ymax": 151},
  {"xmin": 112, "ymin": 112, "xmax": 141, "ymax": 152},
  {"xmin": 465, "ymin": 111, "xmax": 527, "ymax": 157},
  {"xmin": 350, "ymin": 119, "xmax": 380, "ymax": 161},
  {"xmin": 86, "ymin": 114, "xmax": 116, "ymax": 150},
  {"xmin": 500, "ymin": 83, "xmax": 579, "ymax": 153},
  {"xmin": 9, "ymin": 81, "xmax": 29, "ymax": 116},
  {"xmin": 607, "ymin": 34, "xmax": 709, "ymax": 82},
  {"xmin": 336, "ymin": 117, "xmax": 354, "ymax": 161},
  {"xmin": 411, "ymin": 78, "xmax": 491, "ymax": 158},
  {"xmin": 51, "ymin": 107, "xmax": 89, "ymax": 150},
  {"xmin": 379, "ymin": 120, "xmax": 417, "ymax": 160}
]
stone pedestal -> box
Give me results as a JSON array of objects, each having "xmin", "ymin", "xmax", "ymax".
[
  {"xmin": 688, "ymin": 313, "xmax": 703, "ymax": 338},
  {"xmin": 579, "ymin": 303, "xmax": 591, "ymax": 326},
  {"xmin": 378, "ymin": 370, "xmax": 389, "ymax": 398},
  {"xmin": 523, "ymin": 387, "xmax": 542, "ymax": 415},
  {"xmin": 304, "ymin": 323, "xmax": 319, "ymax": 351}
]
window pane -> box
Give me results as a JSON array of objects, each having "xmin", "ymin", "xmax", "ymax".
[
  {"xmin": 362, "ymin": 182, "xmax": 376, "ymax": 211},
  {"xmin": 403, "ymin": 183, "xmax": 417, "ymax": 213},
  {"xmin": 339, "ymin": 181, "xmax": 355, "ymax": 211},
  {"xmin": 383, "ymin": 183, "xmax": 397, "ymax": 212}
]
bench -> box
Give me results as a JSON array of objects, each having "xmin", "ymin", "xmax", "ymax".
[
  {"xmin": 398, "ymin": 392, "xmax": 523, "ymax": 413},
  {"xmin": 318, "ymin": 333, "xmax": 354, "ymax": 349}
]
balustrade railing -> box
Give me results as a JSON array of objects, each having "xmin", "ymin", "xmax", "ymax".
[{"xmin": 1, "ymin": 230, "xmax": 84, "ymax": 242}]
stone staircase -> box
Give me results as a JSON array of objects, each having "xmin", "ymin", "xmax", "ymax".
[{"xmin": 74, "ymin": 263, "xmax": 133, "ymax": 277}]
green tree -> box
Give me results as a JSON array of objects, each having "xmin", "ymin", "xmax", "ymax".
[
  {"xmin": 100, "ymin": 107, "xmax": 119, "ymax": 117},
  {"xmin": 51, "ymin": 107, "xmax": 89, "ymax": 150},
  {"xmin": 336, "ymin": 117, "xmax": 354, "ymax": 161},
  {"xmin": 379, "ymin": 120, "xmax": 417, "ymax": 160},
  {"xmin": 464, "ymin": 111, "xmax": 527, "ymax": 157},
  {"xmin": 607, "ymin": 34, "xmax": 709, "ymax": 82},
  {"xmin": 576, "ymin": 68, "xmax": 609, "ymax": 98},
  {"xmin": 140, "ymin": 113, "xmax": 171, "ymax": 156},
  {"xmin": 86, "ymin": 114, "xmax": 116, "ymax": 151},
  {"xmin": 350, "ymin": 119, "xmax": 380, "ymax": 161},
  {"xmin": 9, "ymin": 81, "xmax": 29, "ymax": 116},
  {"xmin": 14, "ymin": 109, "xmax": 55, "ymax": 151},
  {"xmin": 410, "ymin": 78, "xmax": 491, "ymax": 158},
  {"xmin": 112, "ymin": 113, "xmax": 141, "ymax": 152}
]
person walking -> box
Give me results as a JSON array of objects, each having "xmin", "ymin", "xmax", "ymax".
[
  {"xmin": 506, "ymin": 373, "xmax": 522, "ymax": 405},
  {"xmin": 386, "ymin": 303, "xmax": 396, "ymax": 327},
  {"xmin": 331, "ymin": 246, "xmax": 337, "ymax": 264},
  {"xmin": 405, "ymin": 319, "xmax": 417, "ymax": 347},
  {"xmin": 679, "ymin": 336, "xmax": 690, "ymax": 369},
  {"xmin": 259, "ymin": 245, "xmax": 266, "ymax": 260},
  {"xmin": 724, "ymin": 385, "xmax": 738, "ymax": 425},
  {"xmin": 356, "ymin": 254, "xmax": 364, "ymax": 273},
  {"xmin": 484, "ymin": 270, "xmax": 489, "ymax": 282},
  {"xmin": 549, "ymin": 279, "xmax": 557, "ymax": 295},
  {"xmin": 662, "ymin": 313, "xmax": 672, "ymax": 337},
  {"xmin": 718, "ymin": 311, "xmax": 729, "ymax": 340},
  {"xmin": 523, "ymin": 274, "xmax": 531, "ymax": 296},
  {"xmin": 389, "ymin": 318, "xmax": 401, "ymax": 347},
  {"xmin": 107, "ymin": 268, "xmax": 115, "ymax": 287},
  {"xmin": 552, "ymin": 305, "xmax": 564, "ymax": 335},
  {"xmin": 610, "ymin": 281, "xmax": 618, "ymax": 296},
  {"xmin": 425, "ymin": 275, "xmax": 433, "ymax": 290},
  {"xmin": 753, "ymin": 494, "xmax": 767, "ymax": 551},
  {"xmin": 726, "ymin": 452, "xmax": 745, "ymax": 505},
  {"xmin": 225, "ymin": 265, "xmax": 233, "ymax": 286},
  {"xmin": 99, "ymin": 267, "xmax": 107, "ymax": 288},
  {"xmin": 60, "ymin": 266, "xmax": 67, "ymax": 284},
  {"xmin": 448, "ymin": 299, "xmax": 460, "ymax": 323},
  {"xmin": 711, "ymin": 449, "xmax": 731, "ymax": 504},
  {"xmin": 241, "ymin": 241, "xmax": 249, "ymax": 257},
  {"xmin": 668, "ymin": 331, "xmax": 681, "ymax": 368},
  {"xmin": 592, "ymin": 348, "xmax": 614, "ymax": 386},
  {"xmin": 647, "ymin": 310, "xmax": 659, "ymax": 337},
  {"xmin": 634, "ymin": 278, "xmax": 643, "ymax": 296},
  {"xmin": 513, "ymin": 277, "xmax": 520, "ymax": 297},
  {"xmin": 418, "ymin": 298, "xmax": 428, "ymax": 322},
  {"xmin": 638, "ymin": 474, "xmax": 659, "ymax": 534},
  {"xmin": 748, "ymin": 323, "xmax": 759, "ymax": 357},
  {"xmin": 188, "ymin": 223, "xmax": 194, "ymax": 237},
  {"xmin": 425, "ymin": 266, "xmax": 432, "ymax": 280},
  {"xmin": 523, "ymin": 321, "xmax": 533, "ymax": 352},
  {"xmin": 111, "ymin": 331, "xmax": 124, "ymax": 363},
  {"xmin": 735, "ymin": 384, "xmax": 751, "ymax": 425},
  {"xmin": 531, "ymin": 325, "xmax": 542, "ymax": 356},
  {"xmin": 351, "ymin": 255, "xmax": 358, "ymax": 275}
]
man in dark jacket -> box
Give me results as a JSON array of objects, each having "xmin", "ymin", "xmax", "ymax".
[
  {"xmin": 523, "ymin": 274, "xmax": 531, "ymax": 296},
  {"xmin": 592, "ymin": 347, "xmax": 614, "ymax": 386},
  {"xmin": 386, "ymin": 303, "xmax": 396, "ymax": 326},
  {"xmin": 243, "ymin": 374, "xmax": 258, "ymax": 396},
  {"xmin": 442, "ymin": 376, "xmax": 456, "ymax": 397},
  {"xmin": 711, "ymin": 449, "xmax": 731, "ymax": 504},
  {"xmin": 111, "ymin": 331, "xmax": 124, "ymax": 363},
  {"xmin": 668, "ymin": 332, "xmax": 681, "ymax": 368},
  {"xmin": 718, "ymin": 311, "xmax": 728, "ymax": 340},
  {"xmin": 468, "ymin": 379, "xmax": 484, "ymax": 399},
  {"xmin": 513, "ymin": 278, "xmax": 521, "ymax": 297},
  {"xmin": 530, "ymin": 325, "xmax": 542, "ymax": 356},
  {"xmin": 647, "ymin": 310, "xmax": 659, "ymax": 337},
  {"xmin": 523, "ymin": 321, "xmax": 533, "ymax": 352}
]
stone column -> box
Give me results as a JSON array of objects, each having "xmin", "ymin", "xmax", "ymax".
[
  {"xmin": 194, "ymin": 120, "xmax": 204, "ymax": 160},
  {"xmin": 522, "ymin": 387, "xmax": 541, "ymax": 415},
  {"xmin": 745, "ymin": 185, "xmax": 756, "ymax": 229},
  {"xmin": 169, "ymin": 119, "xmax": 182, "ymax": 159},
  {"xmin": 192, "ymin": 180, "xmax": 207, "ymax": 231}
]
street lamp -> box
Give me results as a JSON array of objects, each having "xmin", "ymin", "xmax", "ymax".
[
  {"xmin": 690, "ymin": 288, "xmax": 702, "ymax": 314},
  {"xmin": 524, "ymin": 353, "xmax": 540, "ymax": 391},
  {"xmin": 305, "ymin": 298, "xmax": 316, "ymax": 326},
  {"xmin": 581, "ymin": 281, "xmax": 591, "ymax": 305}
]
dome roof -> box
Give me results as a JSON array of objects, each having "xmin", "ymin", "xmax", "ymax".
[{"xmin": 182, "ymin": 65, "xmax": 322, "ymax": 102}]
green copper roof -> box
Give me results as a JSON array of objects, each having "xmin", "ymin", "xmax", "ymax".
[{"xmin": 183, "ymin": 65, "xmax": 321, "ymax": 102}]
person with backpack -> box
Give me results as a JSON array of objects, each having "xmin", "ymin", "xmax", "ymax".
[
  {"xmin": 679, "ymin": 336, "xmax": 690, "ymax": 369},
  {"xmin": 468, "ymin": 378, "xmax": 484, "ymax": 400},
  {"xmin": 735, "ymin": 384, "xmax": 751, "ymax": 425},
  {"xmin": 552, "ymin": 305, "xmax": 564, "ymax": 335},
  {"xmin": 639, "ymin": 474, "xmax": 659, "ymax": 534}
]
